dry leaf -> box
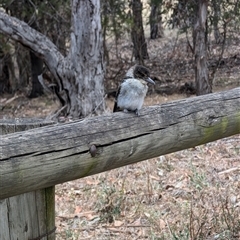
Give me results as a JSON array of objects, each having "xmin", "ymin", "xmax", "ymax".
[
  {"xmin": 144, "ymin": 212, "xmax": 150, "ymax": 218},
  {"xmin": 114, "ymin": 220, "xmax": 124, "ymax": 227},
  {"xmin": 131, "ymin": 218, "xmax": 142, "ymax": 226},
  {"xmin": 74, "ymin": 205, "xmax": 82, "ymax": 214},
  {"xmin": 86, "ymin": 179, "xmax": 100, "ymax": 185},
  {"xmin": 159, "ymin": 219, "xmax": 166, "ymax": 229}
]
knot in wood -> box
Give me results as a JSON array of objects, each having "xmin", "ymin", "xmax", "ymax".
[{"xmin": 89, "ymin": 144, "xmax": 97, "ymax": 157}]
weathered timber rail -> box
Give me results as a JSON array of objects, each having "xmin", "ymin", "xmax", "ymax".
[{"xmin": 0, "ymin": 87, "xmax": 240, "ymax": 200}]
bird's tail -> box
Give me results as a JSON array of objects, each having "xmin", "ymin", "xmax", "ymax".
[{"xmin": 113, "ymin": 101, "xmax": 119, "ymax": 112}]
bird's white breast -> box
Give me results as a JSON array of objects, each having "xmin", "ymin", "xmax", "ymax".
[{"xmin": 117, "ymin": 78, "xmax": 148, "ymax": 111}]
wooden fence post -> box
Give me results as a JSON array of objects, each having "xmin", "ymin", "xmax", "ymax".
[{"xmin": 0, "ymin": 118, "xmax": 56, "ymax": 240}]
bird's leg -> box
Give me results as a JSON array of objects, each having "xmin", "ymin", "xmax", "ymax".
[{"xmin": 124, "ymin": 108, "xmax": 139, "ymax": 116}]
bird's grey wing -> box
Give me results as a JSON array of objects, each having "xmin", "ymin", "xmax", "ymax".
[
  {"xmin": 113, "ymin": 78, "xmax": 130, "ymax": 112},
  {"xmin": 113, "ymin": 77, "xmax": 129, "ymax": 112},
  {"xmin": 113, "ymin": 84, "xmax": 122, "ymax": 112}
]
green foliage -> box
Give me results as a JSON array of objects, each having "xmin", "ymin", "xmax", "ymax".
[
  {"xmin": 1, "ymin": 0, "xmax": 71, "ymax": 51},
  {"xmin": 97, "ymin": 185, "xmax": 124, "ymax": 223},
  {"xmin": 0, "ymin": 0, "xmax": 72, "ymax": 93},
  {"xmin": 189, "ymin": 164, "xmax": 209, "ymax": 191},
  {"xmin": 164, "ymin": 0, "xmax": 240, "ymax": 36},
  {"xmin": 101, "ymin": 0, "xmax": 132, "ymax": 39}
]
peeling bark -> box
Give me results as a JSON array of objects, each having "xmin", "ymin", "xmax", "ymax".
[{"xmin": 67, "ymin": 0, "xmax": 105, "ymax": 117}]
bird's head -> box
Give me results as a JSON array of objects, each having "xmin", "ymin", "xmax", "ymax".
[{"xmin": 127, "ymin": 65, "xmax": 155, "ymax": 85}]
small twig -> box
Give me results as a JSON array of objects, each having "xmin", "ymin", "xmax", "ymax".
[
  {"xmin": 104, "ymin": 224, "xmax": 150, "ymax": 229},
  {"xmin": 4, "ymin": 94, "xmax": 19, "ymax": 104},
  {"xmin": 29, "ymin": 226, "xmax": 56, "ymax": 240},
  {"xmin": 125, "ymin": 224, "xmax": 150, "ymax": 228},
  {"xmin": 46, "ymin": 105, "xmax": 67, "ymax": 121},
  {"xmin": 38, "ymin": 74, "xmax": 53, "ymax": 94},
  {"xmin": 189, "ymin": 198, "xmax": 194, "ymax": 240},
  {"xmin": 218, "ymin": 167, "xmax": 240, "ymax": 175},
  {"xmin": 165, "ymin": 219, "xmax": 174, "ymax": 238},
  {"xmin": 92, "ymin": 94, "xmax": 108, "ymax": 114},
  {"xmin": 185, "ymin": 30, "xmax": 194, "ymax": 54}
]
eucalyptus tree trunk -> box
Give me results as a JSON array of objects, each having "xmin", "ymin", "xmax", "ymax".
[
  {"xmin": 65, "ymin": 0, "xmax": 105, "ymax": 118},
  {"xmin": 212, "ymin": 0, "xmax": 221, "ymax": 43},
  {"xmin": 131, "ymin": 0, "xmax": 149, "ymax": 63},
  {"xmin": 149, "ymin": 0, "xmax": 164, "ymax": 39},
  {"xmin": 0, "ymin": 0, "xmax": 105, "ymax": 118},
  {"xmin": 193, "ymin": 0, "xmax": 211, "ymax": 95}
]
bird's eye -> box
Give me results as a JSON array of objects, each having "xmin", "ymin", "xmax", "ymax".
[{"xmin": 135, "ymin": 66, "xmax": 150, "ymax": 78}]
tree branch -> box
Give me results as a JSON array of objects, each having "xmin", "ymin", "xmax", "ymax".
[{"xmin": 0, "ymin": 10, "xmax": 64, "ymax": 70}]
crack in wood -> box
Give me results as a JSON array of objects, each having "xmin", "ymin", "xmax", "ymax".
[{"xmin": 0, "ymin": 151, "xmax": 38, "ymax": 162}]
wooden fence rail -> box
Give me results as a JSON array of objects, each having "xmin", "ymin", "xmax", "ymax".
[{"xmin": 1, "ymin": 87, "xmax": 240, "ymax": 201}]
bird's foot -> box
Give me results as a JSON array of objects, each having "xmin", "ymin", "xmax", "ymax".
[
  {"xmin": 123, "ymin": 109, "xmax": 139, "ymax": 116},
  {"xmin": 135, "ymin": 109, "xmax": 139, "ymax": 116}
]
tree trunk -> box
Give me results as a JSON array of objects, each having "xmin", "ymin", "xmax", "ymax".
[
  {"xmin": 149, "ymin": 0, "xmax": 164, "ymax": 39},
  {"xmin": 0, "ymin": 0, "xmax": 105, "ymax": 119},
  {"xmin": 0, "ymin": 48, "xmax": 10, "ymax": 94},
  {"xmin": 0, "ymin": 42, "xmax": 20, "ymax": 94},
  {"xmin": 212, "ymin": 0, "xmax": 221, "ymax": 43},
  {"xmin": 28, "ymin": 20, "xmax": 44, "ymax": 98},
  {"xmin": 61, "ymin": 0, "xmax": 105, "ymax": 118},
  {"xmin": 28, "ymin": 51, "xmax": 44, "ymax": 98},
  {"xmin": 131, "ymin": 0, "xmax": 149, "ymax": 63},
  {"xmin": 193, "ymin": 0, "xmax": 211, "ymax": 95}
]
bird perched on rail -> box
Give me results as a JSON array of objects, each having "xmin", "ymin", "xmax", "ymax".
[{"xmin": 113, "ymin": 65, "xmax": 155, "ymax": 116}]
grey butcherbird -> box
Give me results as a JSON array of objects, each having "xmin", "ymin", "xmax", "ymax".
[{"xmin": 113, "ymin": 65, "xmax": 155, "ymax": 116}]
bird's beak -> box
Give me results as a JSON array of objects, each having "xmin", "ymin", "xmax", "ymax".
[{"xmin": 146, "ymin": 77, "xmax": 155, "ymax": 85}]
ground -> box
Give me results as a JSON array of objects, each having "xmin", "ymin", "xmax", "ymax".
[{"xmin": 1, "ymin": 32, "xmax": 240, "ymax": 239}]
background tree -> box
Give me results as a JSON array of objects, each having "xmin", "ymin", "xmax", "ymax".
[
  {"xmin": 0, "ymin": 39, "xmax": 20, "ymax": 93},
  {"xmin": 101, "ymin": 0, "xmax": 130, "ymax": 65},
  {"xmin": 193, "ymin": 0, "xmax": 211, "ymax": 95},
  {"xmin": 149, "ymin": 0, "xmax": 164, "ymax": 39},
  {"xmin": 0, "ymin": 0, "xmax": 105, "ymax": 118},
  {"xmin": 131, "ymin": 0, "xmax": 149, "ymax": 64},
  {"xmin": 0, "ymin": 0, "xmax": 71, "ymax": 97},
  {"xmin": 168, "ymin": 0, "xmax": 240, "ymax": 95},
  {"xmin": 211, "ymin": 0, "xmax": 222, "ymax": 43}
]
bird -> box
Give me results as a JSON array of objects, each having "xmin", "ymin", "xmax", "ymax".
[{"xmin": 113, "ymin": 65, "xmax": 155, "ymax": 116}]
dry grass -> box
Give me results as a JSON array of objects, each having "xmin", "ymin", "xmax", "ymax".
[{"xmin": 55, "ymin": 133, "xmax": 240, "ymax": 239}]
